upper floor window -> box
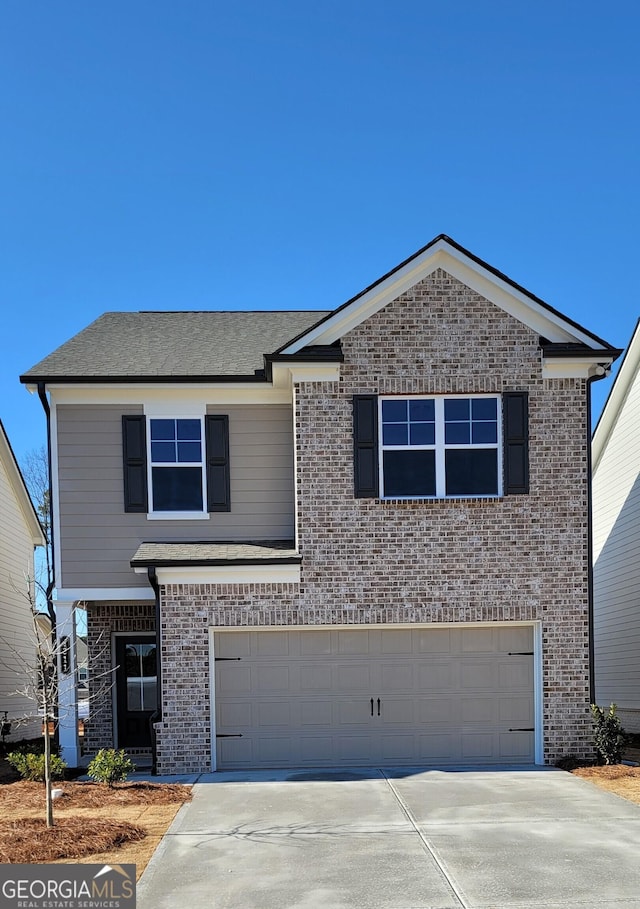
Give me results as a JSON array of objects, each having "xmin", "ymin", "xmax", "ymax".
[
  {"xmin": 149, "ymin": 418, "xmax": 205, "ymax": 512},
  {"xmin": 380, "ymin": 395, "xmax": 501, "ymax": 498},
  {"xmin": 122, "ymin": 413, "xmax": 231, "ymax": 517}
]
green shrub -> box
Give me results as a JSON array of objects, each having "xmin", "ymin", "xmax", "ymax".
[
  {"xmin": 591, "ymin": 703, "xmax": 629, "ymax": 765},
  {"xmin": 6, "ymin": 749, "xmax": 66, "ymax": 782},
  {"xmin": 87, "ymin": 749, "xmax": 135, "ymax": 786}
]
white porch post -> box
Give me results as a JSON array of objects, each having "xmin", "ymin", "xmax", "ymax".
[{"xmin": 55, "ymin": 600, "xmax": 79, "ymax": 766}]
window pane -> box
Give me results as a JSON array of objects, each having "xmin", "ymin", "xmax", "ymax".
[
  {"xmin": 409, "ymin": 400, "xmax": 435, "ymax": 421},
  {"xmin": 142, "ymin": 678, "xmax": 157, "ymax": 712},
  {"xmin": 151, "ymin": 441, "xmax": 176, "ymax": 463},
  {"xmin": 127, "ymin": 681, "xmax": 143, "ymax": 712},
  {"xmin": 125, "ymin": 645, "xmax": 140, "ymax": 678},
  {"xmin": 150, "ymin": 419, "xmax": 175, "ymax": 441},
  {"xmin": 410, "ymin": 423, "xmax": 435, "ymax": 445},
  {"xmin": 152, "ymin": 466, "xmax": 203, "ymax": 511},
  {"xmin": 177, "ymin": 441, "xmax": 202, "ymax": 462},
  {"xmin": 444, "ymin": 399, "xmax": 470, "ymax": 421},
  {"xmin": 472, "ymin": 422, "xmax": 498, "ymax": 444},
  {"xmin": 445, "ymin": 423, "xmax": 470, "ymax": 444},
  {"xmin": 139, "ymin": 645, "xmax": 157, "ymax": 677},
  {"xmin": 177, "ymin": 419, "xmax": 201, "ymax": 440},
  {"xmin": 472, "ymin": 398, "xmax": 497, "ymax": 420},
  {"xmin": 382, "ymin": 399, "xmax": 407, "ymax": 422},
  {"xmin": 383, "ymin": 450, "xmax": 436, "ymax": 497},
  {"xmin": 445, "ymin": 449, "xmax": 498, "ymax": 496},
  {"xmin": 382, "ymin": 424, "xmax": 408, "ymax": 445}
]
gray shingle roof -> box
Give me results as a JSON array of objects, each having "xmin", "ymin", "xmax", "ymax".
[
  {"xmin": 130, "ymin": 541, "xmax": 300, "ymax": 566},
  {"xmin": 21, "ymin": 311, "xmax": 329, "ymax": 381}
]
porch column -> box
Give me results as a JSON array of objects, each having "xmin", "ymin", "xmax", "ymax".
[{"xmin": 56, "ymin": 600, "xmax": 79, "ymax": 766}]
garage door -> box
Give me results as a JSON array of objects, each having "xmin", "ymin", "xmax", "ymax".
[{"xmin": 213, "ymin": 626, "xmax": 534, "ymax": 769}]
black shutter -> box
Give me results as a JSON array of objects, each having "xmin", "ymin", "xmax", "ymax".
[
  {"xmin": 205, "ymin": 415, "xmax": 230, "ymax": 512},
  {"xmin": 122, "ymin": 415, "xmax": 148, "ymax": 513},
  {"xmin": 353, "ymin": 395, "xmax": 379, "ymax": 498},
  {"xmin": 503, "ymin": 392, "xmax": 529, "ymax": 495}
]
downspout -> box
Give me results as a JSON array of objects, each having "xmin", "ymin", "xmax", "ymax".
[
  {"xmin": 587, "ymin": 369, "xmax": 609, "ymax": 705},
  {"xmin": 147, "ymin": 567, "xmax": 162, "ymax": 775},
  {"xmin": 37, "ymin": 382, "xmax": 56, "ymax": 637}
]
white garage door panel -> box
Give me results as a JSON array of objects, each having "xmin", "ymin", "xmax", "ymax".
[{"xmin": 214, "ymin": 627, "xmax": 535, "ymax": 769}]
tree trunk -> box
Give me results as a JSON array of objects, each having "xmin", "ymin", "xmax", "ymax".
[{"xmin": 44, "ymin": 715, "xmax": 53, "ymax": 828}]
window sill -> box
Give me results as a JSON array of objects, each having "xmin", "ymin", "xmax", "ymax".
[
  {"xmin": 146, "ymin": 512, "xmax": 211, "ymax": 521},
  {"xmin": 379, "ymin": 494, "xmax": 504, "ymax": 502}
]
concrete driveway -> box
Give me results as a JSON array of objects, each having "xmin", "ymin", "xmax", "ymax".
[{"xmin": 138, "ymin": 766, "xmax": 640, "ymax": 909}]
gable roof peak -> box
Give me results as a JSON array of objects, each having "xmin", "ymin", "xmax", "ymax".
[{"xmin": 277, "ymin": 234, "xmax": 618, "ymax": 357}]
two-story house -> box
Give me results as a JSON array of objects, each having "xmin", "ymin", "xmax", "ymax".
[
  {"xmin": 0, "ymin": 419, "xmax": 46, "ymax": 741},
  {"xmin": 21, "ymin": 236, "xmax": 620, "ymax": 774}
]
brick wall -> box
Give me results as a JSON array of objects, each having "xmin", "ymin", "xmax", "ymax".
[
  {"xmin": 85, "ymin": 601, "xmax": 155, "ymax": 754},
  {"xmin": 90, "ymin": 270, "xmax": 593, "ymax": 774}
]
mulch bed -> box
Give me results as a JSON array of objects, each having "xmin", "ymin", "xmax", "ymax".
[
  {"xmin": 0, "ymin": 817, "xmax": 146, "ymax": 863},
  {"xmin": 0, "ymin": 780, "xmax": 192, "ymax": 811}
]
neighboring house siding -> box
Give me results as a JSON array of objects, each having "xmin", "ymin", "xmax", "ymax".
[
  {"xmin": 0, "ymin": 451, "xmax": 39, "ymax": 740},
  {"xmin": 56, "ymin": 403, "xmax": 295, "ymax": 589},
  {"xmin": 149, "ymin": 270, "xmax": 592, "ymax": 773},
  {"xmin": 593, "ymin": 363, "xmax": 640, "ymax": 731}
]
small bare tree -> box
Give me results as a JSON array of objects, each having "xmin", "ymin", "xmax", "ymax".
[{"xmin": 1, "ymin": 581, "xmax": 113, "ymax": 827}]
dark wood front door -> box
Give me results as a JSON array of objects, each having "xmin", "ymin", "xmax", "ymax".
[{"xmin": 115, "ymin": 636, "xmax": 157, "ymax": 749}]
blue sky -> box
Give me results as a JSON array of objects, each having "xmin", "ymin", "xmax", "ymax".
[{"xmin": 1, "ymin": 1, "xmax": 638, "ymax": 463}]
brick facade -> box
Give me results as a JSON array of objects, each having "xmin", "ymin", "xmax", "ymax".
[
  {"xmin": 89, "ymin": 270, "xmax": 594, "ymax": 773},
  {"xmin": 85, "ymin": 601, "xmax": 155, "ymax": 755}
]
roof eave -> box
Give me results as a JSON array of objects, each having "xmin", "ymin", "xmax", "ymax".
[
  {"xmin": 20, "ymin": 372, "xmax": 269, "ymax": 387},
  {"xmin": 276, "ymin": 235, "xmax": 618, "ymax": 355}
]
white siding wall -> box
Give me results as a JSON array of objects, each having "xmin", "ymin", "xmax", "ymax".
[
  {"xmin": 593, "ymin": 369, "xmax": 640, "ymax": 730},
  {"xmin": 0, "ymin": 452, "xmax": 39, "ymax": 740}
]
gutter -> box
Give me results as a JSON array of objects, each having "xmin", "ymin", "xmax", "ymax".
[
  {"xmin": 36, "ymin": 382, "xmax": 56, "ymax": 635},
  {"xmin": 147, "ymin": 567, "xmax": 162, "ymax": 775},
  {"xmin": 587, "ymin": 370, "xmax": 610, "ymax": 705}
]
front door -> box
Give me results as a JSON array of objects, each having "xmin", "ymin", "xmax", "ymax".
[{"xmin": 115, "ymin": 636, "xmax": 157, "ymax": 749}]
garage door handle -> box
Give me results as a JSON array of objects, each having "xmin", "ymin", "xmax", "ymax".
[
  {"xmin": 508, "ymin": 728, "xmax": 534, "ymax": 732},
  {"xmin": 370, "ymin": 698, "xmax": 374, "ymax": 716},
  {"xmin": 216, "ymin": 733, "xmax": 243, "ymax": 738},
  {"xmin": 377, "ymin": 698, "xmax": 381, "ymax": 716}
]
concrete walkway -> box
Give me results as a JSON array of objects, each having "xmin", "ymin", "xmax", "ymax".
[{"xmin": 137, "ymin": 766, "xmax": 640, "ymax": 909}]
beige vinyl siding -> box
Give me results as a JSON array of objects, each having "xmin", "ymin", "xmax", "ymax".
[
  {"xmin": 0, "ymin": 452, "xmax": 40, "ymax": 739},
  {"xmin": 57, "ymin": 403, "xmax": 295, "ymax": 590},
  {"xmin": 593, "ymin": 366, "xmax": 640, "ymax": 729}
]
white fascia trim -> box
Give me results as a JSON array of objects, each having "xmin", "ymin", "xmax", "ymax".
[
  {"xmin": 281, "ymin": 240, "xmax": 607, "ymax": 352},
  {"xmin": 154, "ymin": 564, "xmax": 301, "ymax": 586},
  {"xmin": 48, "ymin": 384, "xmax": 292, "ymax": 406},
  {"xmin": 541, "ymin": 356, "xmax": 617, "ymax": 379},
  {"xmin": 56, "ymin": 587, "xmax": 155, "ymax": 602},
  {"xmin": 271, "ymin": 363, "xmax": 341, "ymax": 389},
  {"xmin": 592, "ymin": 321, "xmax": 640, "ymax": 473}
]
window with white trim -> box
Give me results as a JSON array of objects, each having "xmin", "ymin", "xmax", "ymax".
[
  {"xmin": 149, "ymin": 417, "xmax": 205, "ymax": 512},
  {"xmin": 380, "ymin": 395, "xmax": 502, "ymax": 498}
]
